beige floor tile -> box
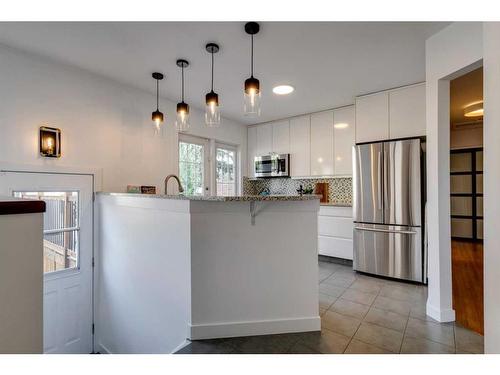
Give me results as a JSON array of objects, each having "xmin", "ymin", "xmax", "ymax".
[
  {"xmin": 323, "ymin": 274, "xmax": 356, "ymax": 288},
  {"xmin": 349, "ymin": 279, "xmax": 383, "ymax": 294},
  {"xmin": 344, "ymin": 339, "xmax": 392, "ymax": 354},
  {"xmin": 296, "ymin": 330, "xmax": 351, "ymax": 354},
  {"xmin": 455, "ymin": 325, "xmax": 484, "ymax": 354},
  {"xmin": 378, "ymin": 285, "xmax": 419, "ymax": 302},
  {"xmin": 405, "ymin": 317, "xmax": 455, "ymax": 347},
  {"xmin": 400, "ymin": 336, "xmax": 455, "ymax": 354},
  {"xmin": 363, "ymin": 307, "xmax": 408, "ymax": 332},
  {"xmin": 341, "ymin": 289, "xmax": 377, "ymax": 306},
  {"xmin": 330, "ymin": 298, "xmax": 370, "ymax": 320},
  {"xmin": 319, "ymin": 283, "xmax": 346, "ymax": 298},
  {"xmin": 321, "ymin": 310, "xmax": 361, "ymax": 338},
  {"xmin": 319, "ymin": 293, "xmax": 337, "ymax": 310},
  {"xmin": 372, "ymin": 295, "xmax": 412, "ymax": 316},
  {"xmin": 353, "ymin": 322, "xmax": 404, "ymax": 353}
]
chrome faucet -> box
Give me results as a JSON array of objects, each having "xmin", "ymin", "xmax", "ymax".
[{"xmin": 164, "ymin": 174, "xmax": 184, "ymax": 195}]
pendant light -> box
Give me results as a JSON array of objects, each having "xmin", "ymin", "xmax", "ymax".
[
  {"xmin": 175, "ymin": 59, "xmax": 190, "ymax": 132},
  {"xmin": 244, "ymin": 22, "xmax": 261, "ymax": 117},
  {"xmin": 205, "ymin": 43, "xmax": 221, "ymax": 127},
  {"xmin": 151, "ymin": 72, "xmax": 164, "ymax": 133}
]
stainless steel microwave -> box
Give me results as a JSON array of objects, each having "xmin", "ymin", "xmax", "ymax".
[{"xmin": 254, "ymin": 154, "xmax": 290, "ymax": 178}]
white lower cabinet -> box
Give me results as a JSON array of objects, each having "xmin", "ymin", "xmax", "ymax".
[{"xmin": 318, "ymin": 206, "xmax": 354, "ymax": 260}]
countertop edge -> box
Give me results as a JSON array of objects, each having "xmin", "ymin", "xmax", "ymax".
[{"xmin": 97, "ymin": 192, "xmax": 321, "ymax": 202}]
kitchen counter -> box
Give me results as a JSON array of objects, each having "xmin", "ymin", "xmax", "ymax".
[
  {"xmin": 96, "ymin": 192, "xmax": 320, "ymax": 353},
  {"xmin": 320, "ymin": 202, "xmax": 352, "ymax": 207},
  {"xmin": 98, "ymin": 192, "xmax": 321, "ymax": 202}
]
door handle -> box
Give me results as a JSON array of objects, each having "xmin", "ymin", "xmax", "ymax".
[
  {"xmin": 354, "ymin": 226, "xmax": 417, "ymax": 235},
  {"xmin": 377, "ymin": 151, "xmax": 382, "ymax": 209}
]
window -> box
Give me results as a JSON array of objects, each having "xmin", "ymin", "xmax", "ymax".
[
  {"xmin": 178, "ymin": 135, "xmax": 208, "ymax": 196},
  {"xmin": 216, "ymin": 144, "xmax": 238, "ymax": 196},
  {"xmin": 13, "ymin": 191, "xmax": 79, "ymax": 273}
]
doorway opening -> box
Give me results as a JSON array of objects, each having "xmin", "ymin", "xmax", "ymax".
[{"xmin": 449, "ymin": 66, "xmax": 484, "ymax": 335}]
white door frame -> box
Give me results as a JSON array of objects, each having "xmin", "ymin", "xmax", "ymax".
[{"xmin": 0, "ymin": 162, "xmax": 101, "ymax": 353}]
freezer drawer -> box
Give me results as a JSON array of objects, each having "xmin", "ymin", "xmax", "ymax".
[{"xmin": 353, "ymin": 224, "xmax": 423, "ymax": 282}]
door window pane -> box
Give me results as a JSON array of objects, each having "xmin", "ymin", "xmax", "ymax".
[
  {"xmin": 13, "ymin": 191, "xmax": 79, "ymax": 273},
  {"xmin": 450, "ymin": 153, "xmax": 472, "ymax": 172},
  {"xmin": 450, "ymin": 175, "xmax": 472, "ymax": 194},
  {"xmin": 476, "ymin": 151, "xmax": 483, "ymax": 172},
  {"xmin": 451, "ymin": 218, "xmax": 473, "ymax": 238},
  {"xmin": 216, "ymin": 146, "xmax": 237, "ymax": 196},
  {"xmin": 476, "ymin": 174, "xmax": 483, "ymax": 194},
  {"xmin": 451, "ymin": 196, "xmax": 472, "ymax": 216},
  {"xmin": 179, "ymin": 141, "xmax": 205, "ymax": 196},
  {"xmin": 477, "ymin": 196, "xmax": 483, "ymax": 216},
  {"xmin": 477, "ymin": 219, "xmax": 483, "ymax": 239}
]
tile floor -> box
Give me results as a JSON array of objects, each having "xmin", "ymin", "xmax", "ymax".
[{"xmin": 176, "ymin": 261, "xmax": 484, "ymax": 354}]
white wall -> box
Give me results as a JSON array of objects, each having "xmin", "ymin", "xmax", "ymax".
[
  {"xmin": 450, "ymin": 126, "xmax": 483, "ymax": 149},
  {"xmin": 483, "ymin": 22, "xmax": 500, "ymax": 354},
  {"xmin": 425, "ymin": 22, "xmax": 483, "ymax": 322},
  {"xmin": 0, "ymin": 44, "xmax": 247, "ymax": 193}
]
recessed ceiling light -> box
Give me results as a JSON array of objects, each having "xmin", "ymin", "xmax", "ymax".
[
  {"xmin": 334, "ymin": 123, "xmax": 349, "ymax": 129},
  {"xmin": 463, "ymin": 101, "xmax": 483, "ymax": 117},
  {"xmin": 273, "ymin": 85, "xmax": 294, "ymax": 95}
]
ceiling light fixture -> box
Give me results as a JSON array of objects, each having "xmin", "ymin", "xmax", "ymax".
[
  {"xmin": 205, "ymin": 43, "xmax": 221, "ymax": 127},
  {"xmin": 151, "ymin": 72, "xmax": 164, "ymax": 134},
  {"xmin": 273, "ymin": 85, "xmax": 294, "ymax": 95},
  {"xmin": 244, "ymin": 22, "xmax": 261, "ymax": 117},
  {"xmin": 463, "ymin": 101, "xmax": 484, "ymax": 117},
  {"xmin": 175, "ymin": 59, "xmax": 190, "ymax": 132},
  {"xmin": 334, "ymin": 123, "xmax": 349, "ymax": 129}
]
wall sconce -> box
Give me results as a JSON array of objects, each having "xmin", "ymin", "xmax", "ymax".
[{"xmin": 39, "ymin": 126, "xmax": 61, "ymax": 158}]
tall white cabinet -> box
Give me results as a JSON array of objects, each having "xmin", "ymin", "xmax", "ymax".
[
  {"xmin": 289, "ymin": 115, "xmax": 311, "ymax": 177},
  {"xmin": 355, "ymin": 91, "xmax": 389, "ymax": 143},
  {"xmin": 310, "ymin": 111, "xmax": 335, "ymax": 176},
  {"xmin": 272, "ymin": 120, "xmax": 290, "ymax": 155},
  {"xmin": 333, "ymin": 106, "xmax": 355, "ymax": 176}
]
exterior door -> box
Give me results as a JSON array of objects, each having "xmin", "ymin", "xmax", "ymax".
[
  {"xmin": 0, "ymin": 172, "xmax": 93, "ymax": 353},
  {"xmin": 178, "ymin": 134, "xmax": 210, "ymax": 196},
  {"xmin": 353, "ymin": 142, "xmax": 384, "ymax": 224}
]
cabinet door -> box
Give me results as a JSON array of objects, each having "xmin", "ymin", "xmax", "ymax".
[
  {"xmin": 247, "ymin": 126, "xmax": 257, "ymax": 178},
  {"xmin": 389, "ymin": 83, "xmax": 426, "ymax": 138},
  {"xmin": 272, "ymin": 119, "xmax": 290, "ymax": 154},
  {"xmin": 256, "ymin": 123, "xmax": 273, "ymax": 156},
  {"xmin": 355, "ymin": 92, "xmax": 389, "ymax": 143},
  {"xmin": 310, "ymin": 111, "xmax": 334, "ymax": 176},
  {"xmin": 289, "ymin": 115, "xmax": 310, "ymax": 177},
  {"xmin": 333, "ymin": 106, "xmax": 355, "ymax": 175}
]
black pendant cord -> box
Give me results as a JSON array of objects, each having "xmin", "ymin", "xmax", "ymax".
[
  {"xmin": 181, "ymin": 65, "xmax": 185, "ymax": 102},
  {"xmin": 251, "ymin": 34, "xmax": 254, "ymax": 77},
  {"xmin": 211, "ymin": 51, "xmax": 214, "ymax": 91},
  {"xmin": 156, "ymin": 79, "xmax": 159, "ymax": 110}
]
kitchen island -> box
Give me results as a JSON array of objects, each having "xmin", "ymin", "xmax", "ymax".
[{"xmin": 95, "ymin": 193, "xmax": 321, "ymax": 354}]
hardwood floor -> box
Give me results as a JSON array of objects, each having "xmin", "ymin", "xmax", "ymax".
[{"xmin": 451, "ymin": 240, "xmax": 484, "ymax": 335}]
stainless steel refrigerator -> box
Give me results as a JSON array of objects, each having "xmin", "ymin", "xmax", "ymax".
[{"xmin": 353, "ymin": 138, "xmax": 426, "ymax": 283}]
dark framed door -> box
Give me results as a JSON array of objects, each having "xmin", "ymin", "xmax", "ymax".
[{"xmin": 450, "ymin": 148, "xmax": 483, "ymax": 241}]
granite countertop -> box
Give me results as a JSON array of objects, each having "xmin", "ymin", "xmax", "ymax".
[
  {"xmin": 320, "ymin": 202, "xmax": 352, "ymax": 207},
  {"xmin": 97, "ymin": 192, "xmax": 321, "ymax": 202}
]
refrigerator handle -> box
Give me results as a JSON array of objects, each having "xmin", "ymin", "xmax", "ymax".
[
  {"xmin": 354, "ymin": 226, "xmax": 418, "ymax": 235},
  {"xmin": 377, "ymin": 151, "xmax": 383, "ymax": 210}
]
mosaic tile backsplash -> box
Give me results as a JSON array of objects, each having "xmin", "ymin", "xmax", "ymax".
[{"xmin": 243, "ymin": 177, "xmax": 352, "ymax": 205}]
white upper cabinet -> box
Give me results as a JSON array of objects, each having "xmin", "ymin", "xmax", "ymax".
[
  {"xmin": 389, "ymin": 83, "xmax": 426, "ymax": 139},
  {"xmin": 247, "ymin": 126, "xmax": 257, "ymax": 178},
  {"xmin": 289, "ymin": 115, "xmax": 311, "ymax": 177},
  {"xmin": 271, "ymin": 119, "xmax": 290, "ymax": 154},
  {"xmin": 355, "ymin": 92, "xmax": 389, "ymax": 143},
  {"xmin": 310, "ymin": 111, "xmax": 334, "ymax": 176},
  {"xmin": 333, "ymin": 106, "xmax": 355, "ymax": 176},
  {"xmin": 256, "ymin": 123, "xmax": 273, "ymax": 156}
]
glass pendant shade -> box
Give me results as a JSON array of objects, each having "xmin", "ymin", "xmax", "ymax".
[
  {"xmin": 151, "ymin": 72, "xmax": 164, "ymax": 135},
  {"xmin": 205, "ymin": 91, "xmax": 221, "ymax": 127},
  {"xmin": 175, "ymin": 102, "xmax": 190, "ymax": 132},
  {"xmin": 244, "ymin": 76, "xmax": 261, "ymax": 116}
]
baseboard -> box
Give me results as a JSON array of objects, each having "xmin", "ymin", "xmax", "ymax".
[
  {"xmin": 426, "ymin": 302, "xmax": 456, "ymax": 322},
  {"xmin": 319, "ymin": 254, "xmax": 353, "ymax": 266},
  {"xmin": 189, "ymin": 316, "xmax": 321, "ymax": 340}
]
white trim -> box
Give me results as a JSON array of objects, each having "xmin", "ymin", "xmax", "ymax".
[
  {"xmin": 189, "ymin": 316, "xmax": 321, "ymax": 340},
  {"xmin": 426, "ymin": 301, "xmax": 456, "ymax": 322}
]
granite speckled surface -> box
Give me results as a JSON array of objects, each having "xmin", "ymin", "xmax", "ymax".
[{"xmin": 97, "ymin": 192, "xmax": 321, "ymax": 202}]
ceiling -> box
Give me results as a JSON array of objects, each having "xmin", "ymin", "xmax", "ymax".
[
  {"xmin": 450, "ymin": 67, "xmax": 483, "ymax": 125},
  {"xmin": 0, "ymin": 22, "xmax": 448, "ymax": 125}
]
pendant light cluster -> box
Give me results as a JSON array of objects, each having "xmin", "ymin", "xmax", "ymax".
[{"xmin": 150, "ymin": 22, "xmax": 262, "ymax": 132}]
